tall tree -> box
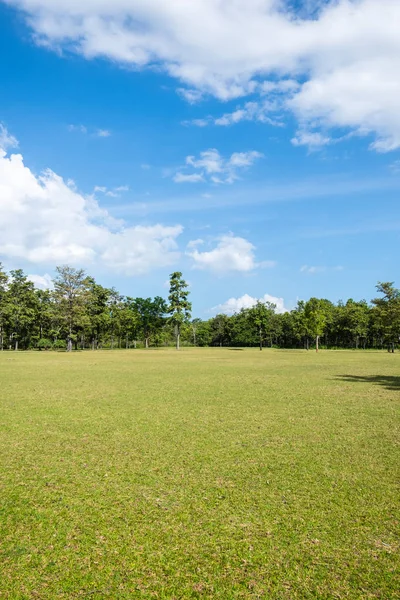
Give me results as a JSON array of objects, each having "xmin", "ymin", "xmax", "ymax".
[
  {"xmin": 134, "ymin": 297, "xmax": 167, "ymax": 348},
  {"xmin": 53, "ymin": 266, "xmax": 90, "ymax": 352},
  {"xmin": 7, "ymin": 270, "xmax": 37, "ymax": 351},
  {"xmin": 248, "ymin": 300, "xmax": 276, "ymax": 351},
  {"xmin": 168, "ymin": 272, "xmax": 192, "ymax": 350},
  {"xmin": 34, "ymin": 288, "xmax": 54, "ymax": 346},
  {"xmin": 107, "ymin": 287, "xmax": 123, "ymax": 349},
  {"xmin": 372, "ymin": 282, "xmax": 400, "ymax": 352},
  {"xmin": 0, "ymin": 263, "xmax": 8, "ymax": 351},
  {"xmin": 86, "ymin": 279, "xmax": 110, "ymax": 349},
  {"xmin": 304, "ymin": 298, "xmax": 327, "ymax": 352}
]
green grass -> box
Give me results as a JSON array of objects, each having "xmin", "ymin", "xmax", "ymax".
[{"xmin": 0, "ymin": 349, "xmax": 399, "ymax": 599}]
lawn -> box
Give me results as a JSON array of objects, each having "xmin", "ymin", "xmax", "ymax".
[{"xmin": 0, "ymin": 349, "xmax": 399, "ymax": 599}]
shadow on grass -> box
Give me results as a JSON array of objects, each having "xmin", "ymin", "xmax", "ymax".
[{"xmin": 338, "ymin": 374, "xmax": 400, "ymax": 391}]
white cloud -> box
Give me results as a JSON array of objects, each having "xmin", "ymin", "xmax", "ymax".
[
  {"xmin": 68, "ymin": 124, "xmax": 88, "ymax": 134},
  {"xmin": 173, "ymin": 172, "xmax": 205, "ymax": 184},
  {"xmin": 186, "ymin": 238, "xmax": 204, "ymax": 249},
  {"xmin": 291, "ymin": 131, "xmax": 331, "ymax": 150},
  {"xmin": 0, "ymin": 144, "xmax": 182, "ymax": 275},
  {"xmin": 389, "ymin": 160, "xmax": 400, "ymax": 174},
  {"xmin": 175, "ymin": 148, "xmax": 263, "ymax": 185},
  {"xmin": 300, "ymin": 265, "xmax": 344, "ymax": 274},
  {"xmin": 96, "ymin": 129, "xmax": 111, "ymax": 138},
  {"xmin": 27, "ymin": 273, "xmax": 54, "ymax": 290},
  {"xmin": 187, "ymin": 234, "xmax": 274, "ymax": 274},
  {"xmin": 7, "ymin": 0, "xmax": 400, "ymax": 150},
  {"xmin": 214, "ymin": 102, "xmax": 283, "ymax": 127},
  {"xmin": 212, "ymin": 293, "xmax": 288, "ymax": 315},
  {"xmin": 94, "ymin": 184, "xmax": 129, "ymax": 197},
  {"xmin": 183, "ymin": 118, "xmax": 210, "ymax": 128},
  {"xmin": 0, "ymin": 124, "xmax": 19, "ymax": 151},
  {"xmin": 68, "ymin": 124, "xmax": 111, "ymax": 137},
  {"xmin": 177, "ymin": 88, "xmax": 204, "ymax": 104}
]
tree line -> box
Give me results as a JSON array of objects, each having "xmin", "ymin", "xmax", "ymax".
[{"xmin": 0, "ymin": 263, "xmax": 399, "ymax": 352}]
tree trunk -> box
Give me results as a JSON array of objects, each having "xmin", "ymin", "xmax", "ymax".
[
  {"xmin": 355, "ymin": 336, "xmax": 359, "ymax": 350},
  {"xmin": 145, "ymin": 337, "xmax": 149, "ymax": 349},
  {"xmin": 306, "ymin": 338, "xmax": 309, "ymax": 351},
  {"xmin": 176, "ymin": 325, "xmax": 180, "ymax": 351},
  {"xmin": 134, "ymin": 340, "xmax": 137, "ymax": 349},
  {"xmin": 15, "ymin": 339, "xmax": 18, "ymax": 351},
  {"xmin": 67, "ymin": 338, "xmax": 73, "ymax": 352},
  {"xmin": 259, "ymin": 327, "xmax": 262, "ymax": 351},
  {"xmin": 126, "ymin": 335, "xmax": 129, "ymax": 349},
  {"xmin": 316, "ymin": 335, "xmax": 319, "ymax": 353}
]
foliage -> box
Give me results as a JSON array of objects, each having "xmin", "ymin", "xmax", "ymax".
[
  {"xmin": 168, "ymin": 271, "xmax": 192, "ymax": 350},
  {"xmin": 0, "ymin": 264, "xmax": 399, "ymax": 352}
]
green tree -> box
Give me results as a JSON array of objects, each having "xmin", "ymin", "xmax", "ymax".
[
  {"xmin": 168, "ymin": 272, "xmax": 192, "ymax": 350},
  {"xmin": 0, "ymin": 263, "xmax": 8, "ymax": 351},
  {"xmin": 107, "ymin": 287, "xmax": 123, "ymax": 349},
  {"xmin": 372, "ymin": 282, "xmax": 400, "ymax": 352},
  {"xmin": 134, "ymin": 297, "xmax": 168, "ymax": 348},
  {"xmin": 53, "ymin": 266, "xmax": 90, "ymax": 352},
  {"xmin": 34, "ymin": 289, "xmax": 54, "ymax": 348},
  {"xmin": 304, "ymin": 297, "xmax": 327, "ymax": 352},
  {"xmin": 210, "ymin": 313, "xmax": 232, "ymax": 347},
  {"xmin": 342, "ymin": 299, "xmax": 370, "ymax": 349},
  {"xmin": 7, "ymin": 270, "xmax": 37, "ymax": 350},
  {"xmin": 86, "ymin": 280, "xmax": 110, "ymax": 349},
  {"xmin": 248, "ymin": 300, "xmax": 276, "ymax": 351}
]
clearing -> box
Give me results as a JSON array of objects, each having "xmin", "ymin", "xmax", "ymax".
[{"xmin": 0, "ymin": 349, "xmax": 399, "ymax": 598}]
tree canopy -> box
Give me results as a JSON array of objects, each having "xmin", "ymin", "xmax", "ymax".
[{"xmin": 0, "ymin": 263, "xmax": 398, "ymax": 353}]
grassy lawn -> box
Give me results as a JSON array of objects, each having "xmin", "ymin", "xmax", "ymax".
[{"xmin": 0, "ymin": 349, "xmax": 399, "ymax": 599}]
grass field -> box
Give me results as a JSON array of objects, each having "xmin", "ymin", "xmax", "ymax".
[{"xmin": 0, "ymin": 349, "xmax": 399, "ymax": 599}]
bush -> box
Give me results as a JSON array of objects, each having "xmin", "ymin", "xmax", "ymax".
[
  {"xmin": 53, "ymin": 339, "xmax": 67, "ymax": 350},
  {"xmin": 37, "ymin": 338, "xmax": 52, "ymax": 351}
]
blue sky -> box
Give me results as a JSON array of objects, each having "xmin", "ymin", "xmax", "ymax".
[{"xmin": 1, "ymin": 0, "xmax": 399, "ymax": 316}]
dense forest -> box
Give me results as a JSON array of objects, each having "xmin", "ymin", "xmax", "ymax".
[{"xmin": 0, "ymin": 263, "xmax": 399, "ymax": 352}]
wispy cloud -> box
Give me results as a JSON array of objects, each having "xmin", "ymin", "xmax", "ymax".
[
  {"xmin": 173, "ymin": 173, "xmax": 205, "ymax": 184},
  {"xmin": 0, "ymin": 124, "xmax": 19, "ymax": 151},
  {"xmin": 68, "ymin": 124, "xmax": 112, "ymax": 138},
  {"xmin": 111, "ymin": 174, "xmax": 400, "ymax": 217},
  {"xmin": 174, "ymin": 148, "xmax": 263, "ymax": 185},
  {"xmin": 177, "ymin": 88, "xmax": 204, "ymax": 104},
  {"xmin": 94, "ymin": 185, "xmax": 129, "ymax": 198},
  {"xmin": 300, "ymin": 265, "xmax": 343, "ymax": 274},
  {"xmin": 291, "ymin": 131, "xmax": 331, "ymax": 150},
  {"xmin": 96, "ymin": 129, "xmax": 112, "ymax": 138}
]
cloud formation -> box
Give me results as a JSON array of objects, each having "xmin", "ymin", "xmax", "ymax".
[
  {"xmin": 68, "ymin": 124, "xmax": 112, "ymax": 137},
  {"xmin": 212, "ymin": 293, "xmax": 288, "ymax": 315},
  {"xmin": 187, "ymin": 234, "xmax": 275, "ymax": 274},
  {"xmin": 174, "ymin": 149, "xmax": 263, "ymax": 184},
  {"xmin": 300, "ymin": 265, "xmax": 344, "ymax": 274},
  {"xmin": 5, "ymin": 0, "xmax": 400, "ymax": 151},
  {"xmin": 0, "ymin": 137, "xmax": 182, "ymax": 275}
]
